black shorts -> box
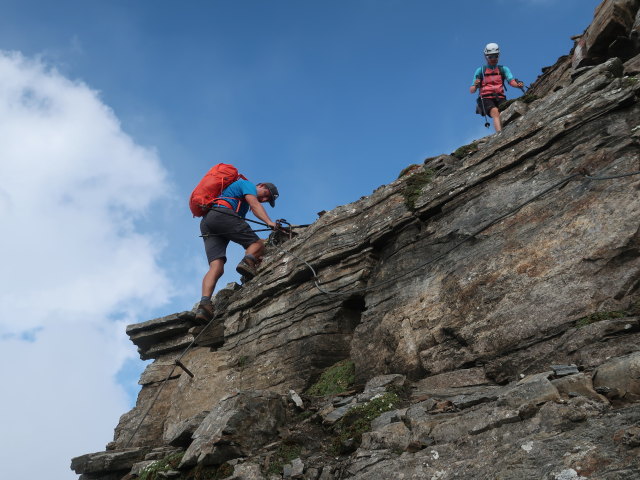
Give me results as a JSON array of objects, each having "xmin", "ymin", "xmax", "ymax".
[
  {"xmin": 476, "ymin": 96, "xmax": 505, "ymax": 115},
  {"xmin": 200, "ymin": 208, "xmax": 260, "ymax": 264}
]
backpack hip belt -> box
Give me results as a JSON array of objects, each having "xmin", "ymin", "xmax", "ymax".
[{"xmin": 211, "ymin": 196, "xmax": 243, "ymax": 213}]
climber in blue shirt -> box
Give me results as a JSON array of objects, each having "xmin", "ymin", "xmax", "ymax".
[
  {"xmin": 196, "ymin": 178, "xmax": 279, "ymax": 324},
  {"xmin": 470, "ymin": 43, "xmax": 524, "ymax": 132}
]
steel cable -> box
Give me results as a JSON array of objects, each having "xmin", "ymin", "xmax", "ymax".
[{"xmin": 275, "ymin": 169, "xmax": 640, "ymax": 296}]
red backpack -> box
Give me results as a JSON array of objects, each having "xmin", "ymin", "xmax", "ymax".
[{"xmin": 189, "ymin": 163, "xmax": 247, "ymax": 217}]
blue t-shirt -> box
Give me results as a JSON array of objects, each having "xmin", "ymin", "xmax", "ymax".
[
  {"xmin": 472, "ymin": 65, "xmax": 514, "ymax": 84},
  {"xmin": 216, "ymin": 179, "xmax": 257, "ymax": 218}
]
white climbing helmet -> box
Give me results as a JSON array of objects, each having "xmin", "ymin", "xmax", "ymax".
[{"xmin": 484, "ymin": 43, "xmax": 500, "ymax": 56}]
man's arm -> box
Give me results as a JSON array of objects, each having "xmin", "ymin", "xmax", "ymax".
[
  {"xmin": 470, "ymin": 68, "xmax": 482, "ymax": 93},
  {"xmin": 244, "ymin": 194, "xmax": 276, "ymax": 229},
  {"xmin": 502, "ymin": 66, "xmax": 524, "ymax": 88}
]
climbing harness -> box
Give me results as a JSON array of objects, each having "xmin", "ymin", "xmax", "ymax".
[
  {"xmin": 200, "ymin": 206, "xmax": 310, "ymax": 231},
  {"xmin": 200, "ymin": 228, "xmax": 273, "ymax": 238}
]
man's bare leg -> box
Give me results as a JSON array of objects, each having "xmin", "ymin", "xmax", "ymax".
[
  {"xmin": 490, "ymin": 107, "xmax": 502, "ymax": 132},
  {"xmin": 202, "ymin": 258, "xmax": 225, "ymax": 297}
]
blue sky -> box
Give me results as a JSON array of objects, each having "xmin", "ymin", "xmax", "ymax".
[{"xmin": 0, "ymin": 1, "xmax": 602, "ymax": 478}]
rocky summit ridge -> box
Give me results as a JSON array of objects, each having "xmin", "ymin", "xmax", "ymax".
[{"xmin": 72, "ymin": 1, "xmax": 640, "ymax": 479}]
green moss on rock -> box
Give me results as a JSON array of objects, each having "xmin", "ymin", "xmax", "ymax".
[
  {"xmin": 139, "ymin": 452, "xmax": 232, "ymax": 480},
  {"xmin": 575, "ymin": 310, "xmax": 627, "ymax": 328},
  {"xmin": 139, "ymin": 453, "xmax": 184, "ymax": 480},
  {"xmin": 403, "ymin": 166, "xmax": 435, "ymax": 210},
  {"xmin": 265, "ymin": 441, "xmax": 303, "ymax": 475},
  {"xmin": 306, "ymin": 359, "xmax": 355, "ymax": 396},
  {"xmin": 332, "ymin": 392, "xmax": 401, "ymax": 453},
  {"xmin": 397, "ymin": 164, "xmax": 422, "ymax": 179},
  {"xmin": 451, "ymin": 142, "xmax": 479, "ymax": 159}
]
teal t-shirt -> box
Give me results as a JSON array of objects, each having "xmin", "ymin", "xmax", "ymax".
[
  {"xmin": 473, "ymin": 65, "xmax": 514, "ymax": 84},
  {"xmin": 217, "ymin": 179, "xmax": 257, "ymax": 218}
]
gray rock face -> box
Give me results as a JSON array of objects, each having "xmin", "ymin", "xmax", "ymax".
[
  {"xmin": 72, "ymin": 2, "xmax": 640, "ymax": 479},
  {"xmin": 180, "ymin": 391, "xmax": 287, "ymax": 467}
]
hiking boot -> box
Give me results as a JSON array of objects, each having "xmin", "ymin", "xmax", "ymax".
[
  {"xmin": 194, "ymin": 301, "xmax": 215, "ymax": 324},
  {"xmin": 236, "ymin": 256, "xmax": 258, "ymax": 279}
]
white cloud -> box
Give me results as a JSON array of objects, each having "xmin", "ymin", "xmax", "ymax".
[{"xmin": 0, "ymin": 51, "xmax": 172, "ymax": 479}]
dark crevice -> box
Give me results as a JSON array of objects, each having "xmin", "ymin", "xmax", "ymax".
[
  {"xmin": 415, "ymin": 203, "xmax": 444, "ymax": 223},
  {"xmin": 440, "ymin": 327, "xmax": 470, "ymax": 348},
  {"xmin": 338, "ymin": 295, "xmax": 366, "ymax": 333}
]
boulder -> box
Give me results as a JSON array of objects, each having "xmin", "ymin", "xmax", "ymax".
[
  {"xmin": 573, "ymin": 0, "xmax": 640, "ymax": 67},
  {"xmin": 70, "ymin": 448, "xmax": 150, "ymax": 476},
  {"xmin": 283, "ymin": 457, "xmax": 304, "ymax": 478},
  {"xmin": 551, "ymin": 373, "xmax": 608, "ymax": 403},
  {"xmin": 497, "ymin": 372, "xmax": 561, "ymax": 409},
  {"xmin": 593, "ymin": 352, "xmax": 640, "ymax": 402},
  {"xmin": 180, "ymin": 391, "xmax": 287, "ymax": 467}
]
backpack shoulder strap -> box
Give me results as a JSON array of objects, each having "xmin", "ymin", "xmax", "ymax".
[
  {"xmin": 477, "ymin": 66, "xmax": 485, "ymax": 85},
  {"xmin": 498, "ymin": 65, "xmax": 507, "ymax": 90}
]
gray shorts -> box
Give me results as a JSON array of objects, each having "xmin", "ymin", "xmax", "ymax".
[
  {"xmin": 200, "ymin": 208, "xmax": 260, "ymax": 264},
  {"xmin": 476, "ymin": 96, "xmax": 506, "ymax": 115}
]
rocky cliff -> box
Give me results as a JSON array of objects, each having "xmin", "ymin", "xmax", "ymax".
[{"xmin": 72, "ymin": 1, "xmax": 640, "ymax": 479}]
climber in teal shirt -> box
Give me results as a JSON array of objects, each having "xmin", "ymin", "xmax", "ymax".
[{"xmin": 470, "ymin": 43, "xmax": 524, "ymax": 132}]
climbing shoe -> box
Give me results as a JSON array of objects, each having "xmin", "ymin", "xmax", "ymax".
[
  {"xmin": 194, "ymin": 301, "xmax": 215, "ymax": 324},
  {"xmin": 236, "ymin": 256, "xmax": 258, "ymax": 279}
]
